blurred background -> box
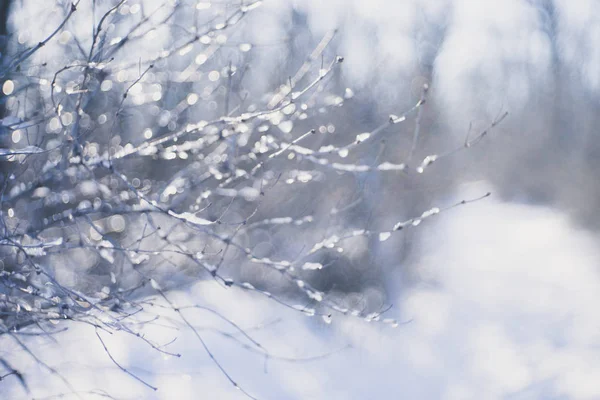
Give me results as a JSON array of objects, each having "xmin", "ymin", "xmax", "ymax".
[{"xmin": 2, "ymin": 0, "xmax": 600, "ymax": 399}]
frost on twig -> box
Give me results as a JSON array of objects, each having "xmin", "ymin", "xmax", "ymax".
[{"xmin": 0, "ymin": 0, "xmax": 507, "ymax": 397}]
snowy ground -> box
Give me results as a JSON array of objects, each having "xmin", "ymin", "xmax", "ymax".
[{"xmin": 4, "ymin": 185, "xmax": 600, "ymax": 399}]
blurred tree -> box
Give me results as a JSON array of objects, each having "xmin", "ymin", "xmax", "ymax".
[{"xmin": 0, "ymin": 0, "xmax": 10, "ymax": 58}]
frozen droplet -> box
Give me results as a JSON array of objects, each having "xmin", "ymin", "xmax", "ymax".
[
  {"xmin": 241, "ymin": 282, "xmax": 255, "ymax": 290},
  {"xmin": 389, "ymin": 114, "xmax": 406, "ymax": 124},
  {"xmin": 332, "ymin": 163, "xmax": 369, "ymax": 172},
  {"xmin": 2, "ymin": 80, "xmax": 14, "ymax": 95},
  {"xmin": 421, "ymin": 207, "xmax": 440, "ymax": 218},
  {"xmin": 239, "ymin": 43, "xmax": 252, "ymax": 52},
  {"xmin": 344, "ymin": 88, "xmax": 354, "ymax": 99},
  {"xmin": 283, "ymin": 104, "xmax": 296, "ymax": 115},
  {"xmin": 338, "ymin": 148, "xmax": 349, "ymax": 158},
  {"xmin": 355, "ymin": 132, "xmax": 370, "ymax": 142},
  {"xmin": 278, "ymin": 120, "xmax": 293, "ymax": 134},
  {"xmin": 412, "ymin": 219, "xmax": 422, "ymax": 226},
  {"xmin": 47, "ymin": 311, "xmax": 61, "ymax": 319},
  {"xmin": 377, "ymin": 162, "xmax": 406, "ymax": 171},
  {"xmin": 303, "ymin": 308, "xmax": 315, "ymax": 317},
  {"xmin": 150, "ymin": 279, "xmax": 161, "ymax": 290},
  {"xmin": 378, "ymin": 232, "xmax": 391, "ymax": 242},
  {"xmin": 365, "ymin": 312, "xmax": 379, "ymax": 322},
  {"xmin": 416, "ymin": 154, "xmax": 438, "ymax": 173},
  {"xmin": 302, "ymin": 262, "xmax": 323, "ymax": 270},
  {"xmin": 318, "ymin": 145, "xmax": 335, "ymax": 153},
  {"xmin": 307, "ymin": 290, "xmax": 323, "ymax": 302},
  {"xmin": 172, "ymin": 211, "xmax": 212, "ymax": 226},
  {"xmin": 322, "ymin": 314, "xmax": 332, "ymax": 324},
  {"xmin": 241, "ymin": 0, "xmax": 262, "ymax": 11},
  {"xmin": 179, "ymin": 43, "xmax": 193, "ymax": 56},
  {"xmin": 297, "ymin": 171, "xmax": 313, "ymax": 183}
]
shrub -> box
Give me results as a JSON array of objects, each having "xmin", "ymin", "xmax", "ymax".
[{"xmin": 0, "ymin": 1, "xmax": 505, "ymax": 397}]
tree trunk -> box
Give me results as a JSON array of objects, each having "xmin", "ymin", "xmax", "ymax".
[{"xmin": 0, "ymin": 0, "xmax": 11, "ymax": 63}]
